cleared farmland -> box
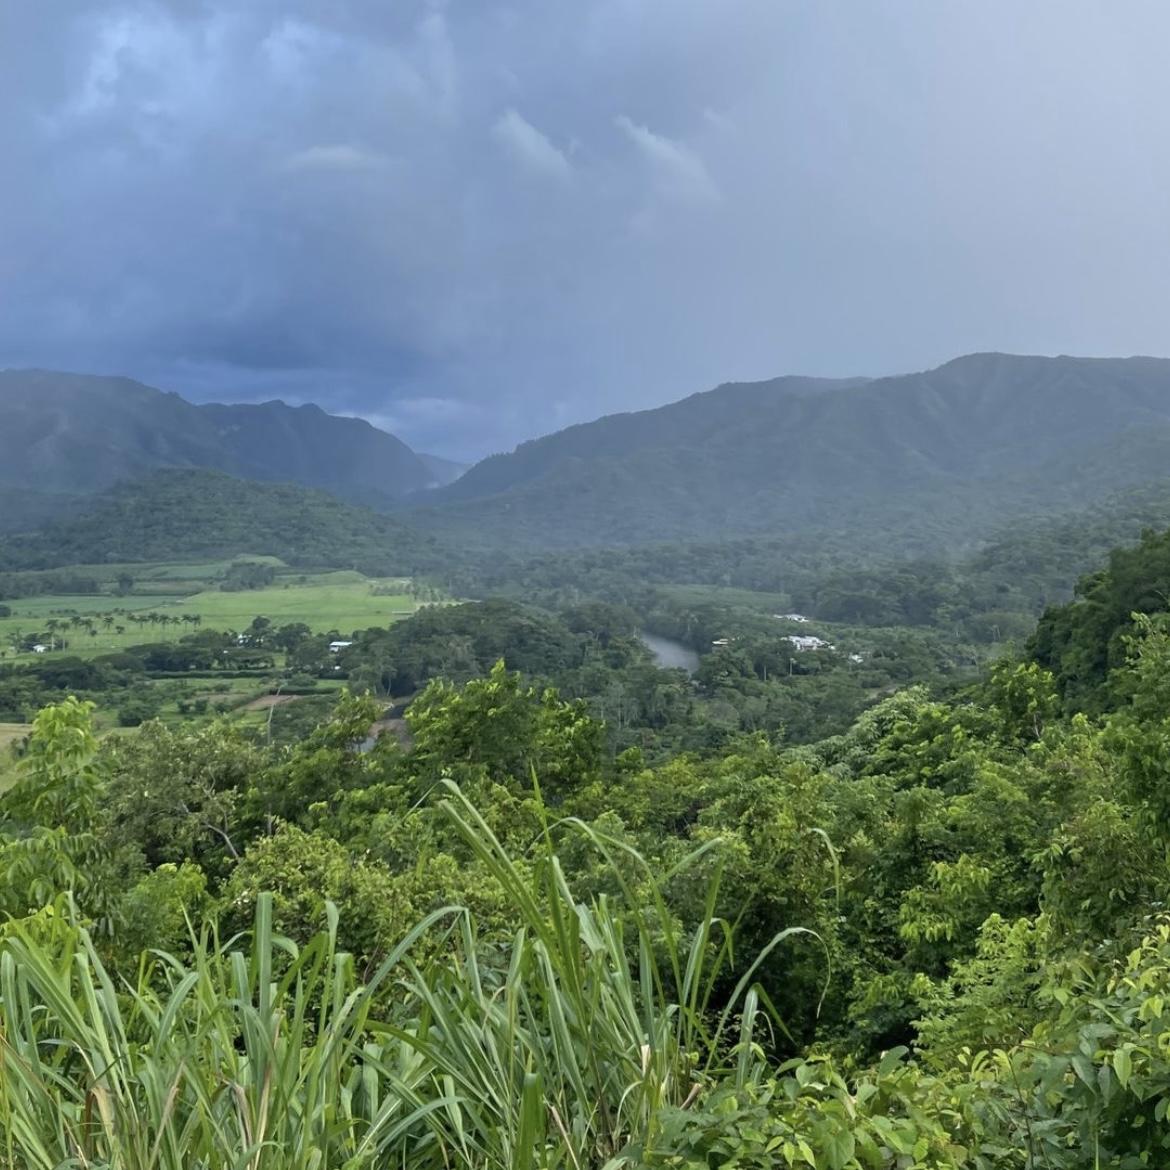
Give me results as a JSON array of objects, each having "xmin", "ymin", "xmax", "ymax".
[{"xmin": 0, "ymin": 561, "xmax": 427, "ymax": 661}]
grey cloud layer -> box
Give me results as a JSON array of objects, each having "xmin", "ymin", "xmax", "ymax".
[{"xmin": 3, "ymin": 2, "xmax": 1170, "ymax": 458}]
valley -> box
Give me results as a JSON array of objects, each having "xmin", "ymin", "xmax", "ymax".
[
  {"xmin": 9, "ymin": 12, "xmax": 1170, "ymax": 1161},
  {"xmin": 5, "ymin": 356, "xmax": 1170, "ymax": 1167},
  {"xmin": 0, "ymin": 562, "xmax": 421, "ymax": 657},
  {"xmin": 0, "ymin": 556, "xmax": 437, "ymax": 742}
]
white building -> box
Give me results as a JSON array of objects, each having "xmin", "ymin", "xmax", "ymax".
[
  {"xmin": 775, "ymin": 613, "xmax": 811, "ymax": 623},
  {"xmin": 329, "ymin": 641, "xmax": 353, "ymax": 652},
  {"xmin": 784, "ymin": 634, "xmax": 833, "ymax": 652}
]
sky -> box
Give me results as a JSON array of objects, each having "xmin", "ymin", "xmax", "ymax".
[{"xmin": 4, "ymin": 2, "xmax": 1170, "ymax": 460}]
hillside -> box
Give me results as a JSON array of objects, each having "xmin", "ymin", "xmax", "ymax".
[
  {"xmin": 0, "ymin": 469, "xmax": 442, "ymax": 575},
  {"xmin": 1030, "ymin": 521, "xmax": 1170, "ymax": 711},
  {"xmin": 0, "ymin": 488, "xmax": 84, "ymax": 533},
  {"xmin": 416, "ymin": 353, "xmax": 1170, "ymax": 550},
  {"xmin": 0, "ymin": 369, "xmax": 434, "ymax": 505}
]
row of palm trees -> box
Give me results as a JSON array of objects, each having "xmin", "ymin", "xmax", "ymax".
[{"xmin": 8, "ymin": 611, "xmax": 204, "ymax": 653}]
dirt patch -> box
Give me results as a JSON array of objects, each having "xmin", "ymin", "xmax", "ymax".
[
  {"xmin": 244, "ymin": 693, "xmax": 302, "ymax": 712},
  {"xmin": 197, "ymin": 692, "xmax": 246, "ymax": 707}
]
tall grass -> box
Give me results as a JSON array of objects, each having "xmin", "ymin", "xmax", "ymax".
[{"xmin": 0, "ymin": 782, "xmax": 811, "ymax": 1169}]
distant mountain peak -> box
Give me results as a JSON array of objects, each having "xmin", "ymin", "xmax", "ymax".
[
  {"xmin": 415, "ymin": 352, "xmax": 1170, "ymax": 550},
  {"xmin": 0, "ymin": 369, "xmax": 433, "ymax": 506}
]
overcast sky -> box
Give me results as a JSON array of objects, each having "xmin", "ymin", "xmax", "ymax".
[{"xmin": 4, "ymin": 2, "xmax": 1170, "ymax": 459}]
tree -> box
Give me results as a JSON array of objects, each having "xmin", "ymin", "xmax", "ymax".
[
  {"xmin": 102, "ymin": 720, "xmax": 264, "ymax": 881},
  {"xmin": 408, "ymin": 660, "xmax": 604, "ymax": 803},
  {"xmin": 0, "ymin": 697, "xmax": 113, "ymax": 923}
]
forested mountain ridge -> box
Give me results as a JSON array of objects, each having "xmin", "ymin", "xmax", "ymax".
[
  {"xmin": 0, "ymin": 368, "xmax": 436, "ymax": 507},
  {"xmin": 0, "ymin": 486, "xmax": 87, "ymax": 534},
  {"xmin": 416, "ymin": 353, "xmax": 1170, "ymax": 549},
  {"xmin": 430, "ymin": 372, "xmax": 868, "ymax": 502},
  {"xmin": 0, "ymin": 469, "xmax": 443, "ymax": 575}
]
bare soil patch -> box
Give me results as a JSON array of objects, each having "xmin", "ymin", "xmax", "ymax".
[{"xmin": 244, "ymin": 693, "xmax": 301, "ymax": 712}]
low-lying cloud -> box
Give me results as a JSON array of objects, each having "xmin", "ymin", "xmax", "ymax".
[{"xmin": 3, "ymin": 2, "xmax": 1170, "ymax": 459}]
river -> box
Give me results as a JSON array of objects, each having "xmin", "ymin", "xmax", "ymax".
[{"xmin": 638, "ymin": 631, "xmax": 701, "ymax": 673}]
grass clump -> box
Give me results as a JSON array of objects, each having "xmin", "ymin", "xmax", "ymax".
[{"xmin": 0, "ymin": 782, "xmax": 816, "ymax": 1170}]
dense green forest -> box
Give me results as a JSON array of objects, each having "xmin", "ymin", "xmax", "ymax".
[
  {"xmin": 333, "ymin": 597, "xmax": 966, "ymax": 751},
  {"xmin": 6, "ymin": 521, "xmax": 1170, "ymax": 1165},
  {"xmin": 11, "ymin": 463, "xmax": 1170, "ymax": 644},
  {"xmin": 0, "ymin": 469, "xmax": 443, "ymax": 575},
  {"xmin": 413, "ymin": 354, "xmax": 1170, "ymax": 550},
  {"xmin": 434, "ymin": 480, "xmax": 1170, "ymax": 646}
]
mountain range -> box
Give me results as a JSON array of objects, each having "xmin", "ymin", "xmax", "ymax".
[
  {"xmin": 6, "ymin": 354, "xmax": 1170, "ymax": 559},
  {"xmin": 414, "ymin": 353, "xmax": 1170, "ymax": 550},
  {"xmin": 0, "ymin": 369, "xmax": 461, "ymax": 530}
]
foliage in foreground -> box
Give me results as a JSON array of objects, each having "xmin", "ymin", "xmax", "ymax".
[
  {"xmin": 0, "ymin": 782, "xmax": 976, "ymax": 1170},
  {"xmin": 9, "ymin": 565, "xmax": 1170, "ymax": 1162},
  {"xmin": 5, "ymin": 776, "xmax": 1170, "ymax": 1167}
]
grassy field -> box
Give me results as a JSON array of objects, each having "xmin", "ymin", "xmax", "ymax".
[
  {"xmin": 1, "ymin": 558, "xmax": 429, "ymax": 737},
  {"xmin": 172, "ymin": 571, "xmax": 415, "ymax": 632},
  {"xmin": 132, "ymin": 556, "xmax": 285, "ymax": 581},
  {"xmin": 0, "ymin": 723, "xmax": 29, "ymax": 752},
  {"xmin": 0, "ymin": 723, "xmax": 30, "ymax": 791},
  {"xmin": 1, "ymin": 561, "xmax": 424, "ymax": 660},
  {"xmin": 4, "ymin": 594, "xmax": 181, "ymax": 618}
]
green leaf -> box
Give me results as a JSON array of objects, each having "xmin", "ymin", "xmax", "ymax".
[{"xmin": 1113, "ymin": 1045, "xmax": 1133, "ymax": 1090}]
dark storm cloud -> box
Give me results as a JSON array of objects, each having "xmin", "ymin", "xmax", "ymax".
[{"xmin": 4, "ymin": 2, "xmax": 1170, "ymax": 457}]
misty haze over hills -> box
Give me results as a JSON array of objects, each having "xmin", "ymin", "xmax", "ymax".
[
  {"xmin": 412, "ymin": 352, "xmax": 1170, "ymax": 549},
  {"xmin": 7, "ymin": 353, "xmax": 1170, "ymax": 558},
  {"xmin": 0, "ymin": 369, "xmax": 464, "ymax": 529}
]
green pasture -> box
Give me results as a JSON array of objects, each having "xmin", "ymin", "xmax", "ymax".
[
  {"xmin": 171, "ymin": 573, "xmax": 415, "ymax": 633},
  {"xmin": 132, "ymin": 556, "xmax": 285, "ymax": 581},
  {"xmin": 40, "ymin": 556, "xmax": 287, "ymax": 583},
  {"xmin": 0, "ymin": 722, "xmax": 29, "ymax": 752},
  {"xmin": 0, "ymin": 723, "xmax": 29, "ymax": 790},
  {"xmin": 0, "ymin": 596, "xmax": 191, "ymax": 660},
  {"xmin": 2, "ymin": 594, "xmax": 180, "ymax": 619},
  {"xmin": 0, "ymin": 566, "xmax": 421, "ymax": 661}
]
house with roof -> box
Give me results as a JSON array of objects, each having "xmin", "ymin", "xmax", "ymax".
[{"xmin": 784, "ymin": 634, "xmax": 833, "ymax": 652}]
